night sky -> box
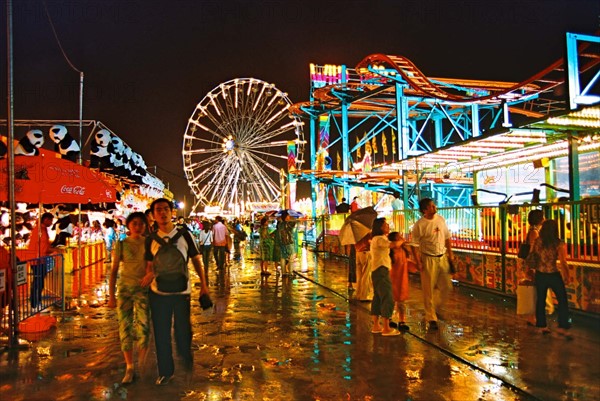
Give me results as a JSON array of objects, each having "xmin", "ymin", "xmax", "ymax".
[{"xmin": 1, "ymin": 0, "xmax": 598, "ymax": 205}]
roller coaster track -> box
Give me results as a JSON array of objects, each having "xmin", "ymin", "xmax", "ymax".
[{"xmin": 291, "ymin": 37, "xmax": 599, "ymax": 120}]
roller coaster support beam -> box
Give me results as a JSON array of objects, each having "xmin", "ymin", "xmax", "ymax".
[
  {"xmin": 341, "ymin": 65, "xmax": 350, "ymax": 201},
  {"xmin": 310, "ymin": 95, "xmax": 317, "ymax": 218},
  {"xmin": 568, "ymin": 133, "xmax": 580, "ymax": 202},
  {"xmin": 471, "ymin": 104, "xmax": 481, "ymax": 138},
  {"xmin": 566, "ymin": 32, "xmax": 600, "ymax": 110},
  {"xmin": 395, "ymin": 82, "xmax": 410, "ymax": 160}
]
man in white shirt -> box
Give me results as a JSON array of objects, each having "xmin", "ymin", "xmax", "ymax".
[{"xmin": 411, "ymin": 198, "xmax": 454, "ymax": 330}]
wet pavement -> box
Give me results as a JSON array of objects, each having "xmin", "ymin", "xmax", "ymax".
[{"xmin": 1, "ymin": 246, "xmax": 599, "ymax": 401}]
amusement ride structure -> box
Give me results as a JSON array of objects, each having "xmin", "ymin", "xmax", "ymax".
[
  {"xmin": 182, "ymin": 78, "xmax": 305, "ymax": 213},
  {"xmin": 289, "ymin": 32, "xmax": 600, "ymax": 213}
]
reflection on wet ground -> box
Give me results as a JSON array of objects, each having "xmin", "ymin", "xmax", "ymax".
[{"xmin": 1, "ymin": 248, "xmax": 599, "ymax": 400}]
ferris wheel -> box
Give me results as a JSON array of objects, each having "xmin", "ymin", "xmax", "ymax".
[{"xmin": 182, "ymin": 78, "xmax": 304, "ymax": 212}]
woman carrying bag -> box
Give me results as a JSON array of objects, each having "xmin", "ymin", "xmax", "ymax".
[{"xmin": 531, "ymin": 219, "xmax": 572, "ymax": 338}]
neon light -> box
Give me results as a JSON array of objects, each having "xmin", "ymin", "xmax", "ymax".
[
  {"xmin": 208, "ymin": 94, "xmax": 220, "ymax": 116},
  {"xmin": 253, "ymin": 83, "xmax": 267, "ymax": 111},
  {"xmin": 189, "ymin": 119, "xmax": 210, "ymax": 131}
]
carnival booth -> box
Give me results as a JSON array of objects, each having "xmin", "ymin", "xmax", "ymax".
[{"xmin": 1, "ymin": 121, "xmax": 167, "ymax": 323}]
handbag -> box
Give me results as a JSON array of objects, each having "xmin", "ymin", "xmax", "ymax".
[{"xmin": 517, "ymin": 243, "xmax": 530, "ymax": 259}]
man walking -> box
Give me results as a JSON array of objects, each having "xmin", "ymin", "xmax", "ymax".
[
  {"xmin": 211, "ymin": 216, "xmax": 229, "ymax": 270},
  {"xmin": 141, "ymin": 198, "xmax": 210, "ymax": 385},
  {"xmin": 411, "ymin": 198, "xmax": 453, "ymax": 330}
]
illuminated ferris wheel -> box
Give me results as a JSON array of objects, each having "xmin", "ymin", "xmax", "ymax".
[{"xmin": 182, "ymin": 78, "xmax": 304, "ymax": 211}]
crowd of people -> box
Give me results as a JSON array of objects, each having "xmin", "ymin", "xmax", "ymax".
[
  {"xmin": 7, "ymin": 193, "xmax": 572, "ymax": 386},
  {"xmin": 104, "ymin": 203, "xmax": 303, "ymax": 385},
  {"xmin": 343, "ymin": 197, "xmax": 572, "ymax": 338}
]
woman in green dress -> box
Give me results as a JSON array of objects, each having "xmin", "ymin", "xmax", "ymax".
[
  {"xmin": 108, "ymin": 212, "xmax": 150, "ymax": 384},
  {"xmin": 259, "ymin": 216, "xmax": 276, "ymax": 276}
]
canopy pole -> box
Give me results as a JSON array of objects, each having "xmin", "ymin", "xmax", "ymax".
[
  {"xmin": 5, "ymin": 0, "xmax": 19, "ymax": 348},
  {"xmin": 77, "ymin": 72, "xmax": 84, "ymax": 298}
]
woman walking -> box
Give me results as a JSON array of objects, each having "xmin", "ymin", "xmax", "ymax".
[
  {"xmin": 521, "ymin": 209, "xmax": 545, "ymax": 325},
  {"xmin": 259, "ymin": 217, "xmax": 275, "ymax": 276},
  {"xmin": 369, "ymin": 218, "xmax": 404, "ymax": 336},
  {"xmin": 275, "ymin": 211, "xmax": 296, "ymax": 277},
  {"xmin": 532, "ymin": 219, "xmax": 572, "ymax": 338},
  {"xmin": 197, "ymin": 221, "xmax": 213, "ymax": 280},
  {"xmin": 108, "ymin": 212, "xmax": 151, "ymax": 384}
]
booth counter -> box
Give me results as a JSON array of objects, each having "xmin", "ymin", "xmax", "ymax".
[{"xmin": 16, "ymin": 241, "xmax": 107, "ymax": 299}]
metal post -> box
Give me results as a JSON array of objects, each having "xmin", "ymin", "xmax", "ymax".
[
  {"xmin": 5, "ymin": 0, "xmax": 19, "ymax": 348},
  {"xmin": 77, "ymin": 72, "xmax": 84, "ymax": 298},
  {"xmin": 341, "ymin": 65, "xmax": 349, "ymax": 200}
]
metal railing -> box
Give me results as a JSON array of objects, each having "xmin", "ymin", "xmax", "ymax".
[
  {"xmin": 300, "ymin": 199, "xmax": 600, "ymax": 313},
  {"xmin": 11, "ymin": 254, "xmax": 65, "ymax": 324}
]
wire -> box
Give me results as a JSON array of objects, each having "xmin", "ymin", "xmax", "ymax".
[
  {"xmin": 41, "ymin": 0, "xmax": 82, "ymax": 73},
  {"xmin": 149, "ymin": 165, "xmax": 187, "ymax": 181}
]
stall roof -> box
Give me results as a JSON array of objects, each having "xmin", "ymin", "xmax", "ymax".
[
  {"xmin": 386, "ymin": 105, "xmax": 600, "ymax": 178},
  {"xmin": 295, "ymin": 105, "xmax": 599, "ymax": 189}
]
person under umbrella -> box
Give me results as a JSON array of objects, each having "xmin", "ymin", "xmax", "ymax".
[
  {"xmin": 339, "ymin": 207, "xmax": 378, "ymax": 301},
  {"xmin": 274, "ymin": 211, "xmax": 296, "ymax": 277}
]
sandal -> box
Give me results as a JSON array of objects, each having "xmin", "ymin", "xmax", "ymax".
[{"xmin": 122, "ymin": 368, "xmax": 135, "ymax": 385}]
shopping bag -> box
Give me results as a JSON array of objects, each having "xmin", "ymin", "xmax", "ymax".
[{"xmin": 516, "ymin": 282, "xmax": 536, "ymax": 315}]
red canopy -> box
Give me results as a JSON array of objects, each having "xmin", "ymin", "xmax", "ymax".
[{"xmin": 0, "ymin": 155, "xmax": 116, "ymax": 204}]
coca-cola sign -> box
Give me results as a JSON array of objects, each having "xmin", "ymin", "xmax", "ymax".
[{"xmin": 61, "ymin": 185, "xmax": 86, "ymax": 195}]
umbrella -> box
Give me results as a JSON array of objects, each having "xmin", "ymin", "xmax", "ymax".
[
  {"xmin": 0, "ymin": 155, "xmax": 116, "ymax": 204},
  {"xmin": 266, "ymin": 209, "xmax": 305, "ymax": 218},
  {"xmin": 339, "ymin": 206, "xmax": 378, "ymax": 245}
]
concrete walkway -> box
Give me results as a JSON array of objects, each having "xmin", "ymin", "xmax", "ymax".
[{"xmin": 0, "ymin": 247, "xmax": 598, "ymax": 401}]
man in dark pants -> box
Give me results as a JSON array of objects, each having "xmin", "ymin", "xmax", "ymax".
[
  {"xmin": 141, "ymin": 198, "xmax": 210, "ymax": 385},
  {"xmin": 29, "ymin": 212, "xmax": 57, "ymax": 309},
  {"xmin": 211, "ymin": 216, "xmax": 229, "ymax": 270}
]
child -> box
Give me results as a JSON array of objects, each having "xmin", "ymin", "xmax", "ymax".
[
  {"xmin": 370, "ymin": 218, "xmax": 404, "ymax": 336},
  {"xmin": 388, "ymin": 231, "xmax": 410, "ymax": 331}
]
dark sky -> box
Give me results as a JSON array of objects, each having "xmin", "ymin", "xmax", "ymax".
[{"xmin": 1, "ymin": 0, "xmax": 598, "ymax": 203}]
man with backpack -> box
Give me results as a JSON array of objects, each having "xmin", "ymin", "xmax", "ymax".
[{"xmin": 141, "ymin": 198, "xmax": 210, "ymax": 385}]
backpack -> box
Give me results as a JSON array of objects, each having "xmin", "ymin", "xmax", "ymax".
[{"xmin": 151, "ymin": 230, "xmax": 188, "ymax": 293}]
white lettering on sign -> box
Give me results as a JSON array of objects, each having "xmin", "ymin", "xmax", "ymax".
[
  {"xmin": 61, "ymin": 185, "xmax": 86, "ymax": 195},
  {"xmin": 16, "ymin": 263, "xmax": 27, "ymax": 286},
  {"xmin": 48, "ymin": 165, "xmax": 81, "ymax": 179}
]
